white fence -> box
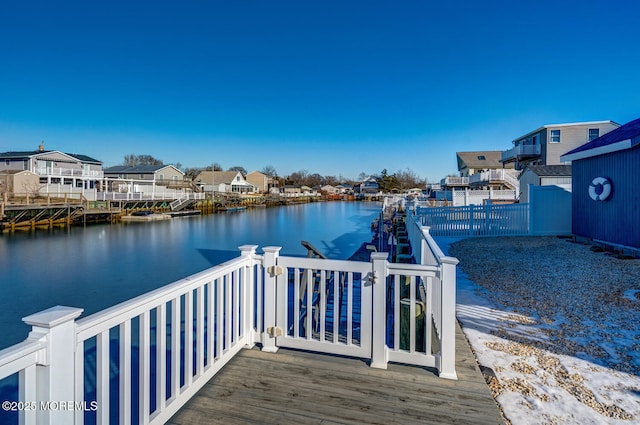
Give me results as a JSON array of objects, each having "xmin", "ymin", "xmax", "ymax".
[
  {"xmin": 41, "ymin": 185, "xmax": 98, "ymax": 201},
  {"xmin": 414, "ymin": 185, "xmax": 572, "ymax": 237},
  {"xmin": 432, "ymin": 188, "xmax": 518, "ymax": 206},
  {"xmin": 0, "ymin": 237, "xmax": 459, "ymax": 424},
  {"xmin": 415, "ymin": 203, "xmax": 530, "ymax": 237},
  {"xmin": 97, "ymin": 191, "xmax": 204, "ymax": 202}
]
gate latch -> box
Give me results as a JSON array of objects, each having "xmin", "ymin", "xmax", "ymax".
[
  {"xmin": 267, "ymin": 326, "xmax": 283, "ymax": 337},
  {"xmin": 267, "ymin": 265, "xmax": 284, "ymax": 277}
]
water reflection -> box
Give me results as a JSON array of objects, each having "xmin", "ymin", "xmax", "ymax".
[{"xmin": 0, "ymin": 202, "xmax": 380, "ymax": 349}]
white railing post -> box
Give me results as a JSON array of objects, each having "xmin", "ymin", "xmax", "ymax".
[
  {"xmin": 239, "ymin": 245, "xmax": 259, "ymax": 347},
  {"xmin": 419, "ymin": 226, "xmax": 432, "ymax": 266},
  {"xmin": 370, "ymin": 252, "xmax": 388, "ymax": 369},
  {"xmin": 261, "ymin": 246, "xmax": 281, "ymax": 353},
  {"xmin": 22, "ymin": 306, "xmax": 84, "ymax": 425},
  {"xmin": 438, "ymin": 257, "xmax": 458, "ymax": 380}
]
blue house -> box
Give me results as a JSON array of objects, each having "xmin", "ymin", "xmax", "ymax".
[{"xmin": 560, "ymin": 117, "xmax": 640, "ymax": 251}]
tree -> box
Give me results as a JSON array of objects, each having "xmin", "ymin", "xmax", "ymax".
[
  {"xmin": 183, "ymin": 167, "xmax": 204, "ymax": 180},
  {"xmin": 261, "ymin": 165, "xmax": 278, "ymax": 177},
  {"xmin": 123, "ymin": 154, "xmax": 163, "ymax": 166},
  {"xmin": 395, "ymin": 168, "xmax": 424, "ymax": 190},
  {"xmin": 306, "ymin": 173, "xmax": 324, "ymax": 187},
  {"xmin": 227, "ymin": 166, "xmax": 247, "ymax": 175},
  {"xmin": 286, "ymin": 170, "xmax": 309, "ymax": 186},
  {"xmin": 205, "ymin": 163, "xmax": 223, "ymax": 171}
]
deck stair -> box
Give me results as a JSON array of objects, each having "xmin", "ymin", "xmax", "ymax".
[{"xmin": 170, "ymin": 195, "xmax": 196, "ymax": 211}]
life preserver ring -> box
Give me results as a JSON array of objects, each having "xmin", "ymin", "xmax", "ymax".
[{"xmin": 589, "ymin": 177, "xmax": 611, "ymax": 201}]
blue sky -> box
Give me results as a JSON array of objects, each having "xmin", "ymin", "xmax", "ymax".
[{"xmin": 0, "ymin": 0, "xmax": 638, "ymax": 182}]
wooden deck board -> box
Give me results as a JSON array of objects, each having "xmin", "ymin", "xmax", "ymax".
[{"xmin": 167, "ymin": 322, "xmax": 503, "ymax": 425}]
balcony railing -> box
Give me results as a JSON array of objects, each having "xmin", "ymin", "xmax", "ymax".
[
  {"xmin": 500, "ymin": 144, "xmax": 541, "ymax": 162},
  {"xmin": 440, "ymin": 176, "xmax": 469, "ymax": 187},
  {"xmin": 35, "ymin": 167, "xmax": 104, "ymax": 179}
]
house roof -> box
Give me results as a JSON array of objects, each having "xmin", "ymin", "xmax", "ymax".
[
  {"xmin": 560, "ymin": 117, "xmax": 640, "ymax": 162},
  {"xmin": 520, "ymin": 165, "xmax": 572, "ymax": 178},
  {"xmin": 0, "ymin": 150, "xmax": 102, "ymax": 164},
  {"xmin": 104, "ymin": 164, "xmax": 182, "ymax": 174},
  {"xmin": 456, "ymin": 151, "xmax": 508, "ymax": 170},
  {"xmin": 195, "ymin": 171, "xmax": 244, "ymax": 185}
]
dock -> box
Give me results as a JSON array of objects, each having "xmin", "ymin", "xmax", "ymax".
[{"xmin": 168, "ymin": 322, "xmax": 503, "ymax": 425}]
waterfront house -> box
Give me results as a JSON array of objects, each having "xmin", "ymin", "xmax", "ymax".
[
  {"xmin": 358, "ymin": 176, "xmax": 380, "ymax": 194},
  {"xmin": 103, "ymin": 164, "xmax": 185, "ymax": 183},
  {"xmin": 104, "ymin": 164, "xmax": 193, "ymax": 192},
  {"xmin": 321, "ymin": 184, "xmax": 339, "ymax": 195},
  {"xmin": 335, "ymin": 183, "xmax": 352, "ymax": 194},
  {"xmin": 194, "ymin": 170, "xmax": 255, "ymax": 194},
  {"xmin": 560, "ymin": 117, "xmax": 640, "ymax": 251},
  {"xmin": 0, "ymin": 144, "xmax": 103, "ymax": 200},
  {"xmin": 282, "ymin": 185, "xmax": 301, "ymax": 195},
  {"xmin": 456, "ymin": 151, "xmax": 513, "ymax": 177},
  {"xmin": 518, "ymin": 165, "xmax": 572, "ymax": 203},
  {"xmin": 501, "ymin": 121, "xmax": 619, "ymax": 170},
  {"xmin": 457, "ymin": 151, "xmax": 518, "ymax": 193},
  {"xmin": 246, "ymin": 171, "xmax": 278, "ymax": 193}
]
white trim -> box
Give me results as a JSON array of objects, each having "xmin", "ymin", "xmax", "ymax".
[{"xmin": 560, "ymin": 139, "xmax": 632, "ymax": 162}]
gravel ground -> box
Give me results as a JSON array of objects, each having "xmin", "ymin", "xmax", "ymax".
[{"xmin": 448, "ymin": 236, "xmax": 640, "ymax": 424}]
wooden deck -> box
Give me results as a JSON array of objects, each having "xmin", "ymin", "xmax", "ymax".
[{"xmin": 167, "ymin": 323, "xmax": 504, "ymax": 425}]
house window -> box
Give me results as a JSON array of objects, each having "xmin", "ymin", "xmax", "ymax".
[
  {"xmin": 5, "ymin": 160, "xmax": 9, "ymax": 166},
  {"xmin": 588, "ymin": 128, "xmax": 599, "ymax": 141},
  {"xmin": 550, "ymin": 130, "xmax": 561, "ymax": 143},
  {"xmin": 477, "ymin": 155, "xmax": 486, "ymax": 160}
]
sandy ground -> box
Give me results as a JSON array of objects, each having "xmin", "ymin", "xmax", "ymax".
[{"xmin": 442, "ymin": 236, "xmax": 640, "ymax": 425}]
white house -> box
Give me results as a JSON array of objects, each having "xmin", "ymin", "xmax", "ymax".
[
  {"xmin": 0, "ymin": 144, "xmax": 103, "ymax": 200},
  {"xmin": 195, "ymin": 171, "xmax": 255, "ymax": 194}
]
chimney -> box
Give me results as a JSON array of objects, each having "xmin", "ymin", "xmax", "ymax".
[{"xmin": 39, "ymin": 141, "xmax": 45, "ymax": 152}]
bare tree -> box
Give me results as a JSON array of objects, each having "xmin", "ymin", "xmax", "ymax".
[
  {"xmin": 227, "ymin": 166, "xmax": 247, "ymax": 176},
  {"xmin": 261, "ymin": 165, "xmax": 278, "ymax": 177},
  {"xmin": 123, "ymin": 154, "xmax": 163, "ymax": 166},
  {"xmin": 205, "ymin": 163, "xmax": 223, "ymax": 171},
  {"xmin": 395, "ymin": 168, "xmax": 425, "ymax": 190}
]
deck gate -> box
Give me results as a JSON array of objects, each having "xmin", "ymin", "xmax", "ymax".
[{"xmin": 272, "ymin": 256, "xmax": 373, "ymax": 358}]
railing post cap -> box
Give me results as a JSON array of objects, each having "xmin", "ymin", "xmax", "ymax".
[
  {"xmin": 238, "ymin": 244, "xmax": 259, "ymax": 253},
  {"xmin": 262, "ymin": 246, "xmax": 282, "ymax": 253},
  {"xmin": 371, "ymin": 252, "xmax": 389, "ymax": 261},
  {"xmin": 22, "ymin": 305, "xmax": 83, "ymax": 328},
  {"xmin": 441, "ymin": 256, "xmax": 459, "ymax": 266}
]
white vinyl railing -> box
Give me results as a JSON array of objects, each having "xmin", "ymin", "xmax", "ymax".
[
  {"xmin": 440, "ymin": 176, "xmax": 469, "ymax": 186},
  {"xmin": 36, "ymin": 167, "xmax": 104, "ymax": 178},
  {"xmin": 0, "ymin": 239, "xmax": 459, "ymax": 424},
  {"xmin": 96, "ymin": 192, "xmax": 205, "ymax": 202},
  {"xmin": 468, "ymin": 169, "xmax": 520, "ymax": 189},
  {"xmin": 415, "ymin": 203, "xmax": 530, "ymax": 237},
  {"xmin": 500, "ymin": 144, "xmax": 541, "ymax": 162}
]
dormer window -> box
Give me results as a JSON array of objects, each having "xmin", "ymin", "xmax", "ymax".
[{"xmin": 477, "ymin": 155, "xmax": 486, "ymax": 160}]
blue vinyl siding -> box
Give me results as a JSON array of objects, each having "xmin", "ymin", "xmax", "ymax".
[{"xmin": 571, "ymin": 146, "xmax": 640, "ymax": 248}]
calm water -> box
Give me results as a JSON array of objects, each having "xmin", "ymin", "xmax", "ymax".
[{"xmin": 0, "ymin": 201, "xmax": 380, "ymax": 349}]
